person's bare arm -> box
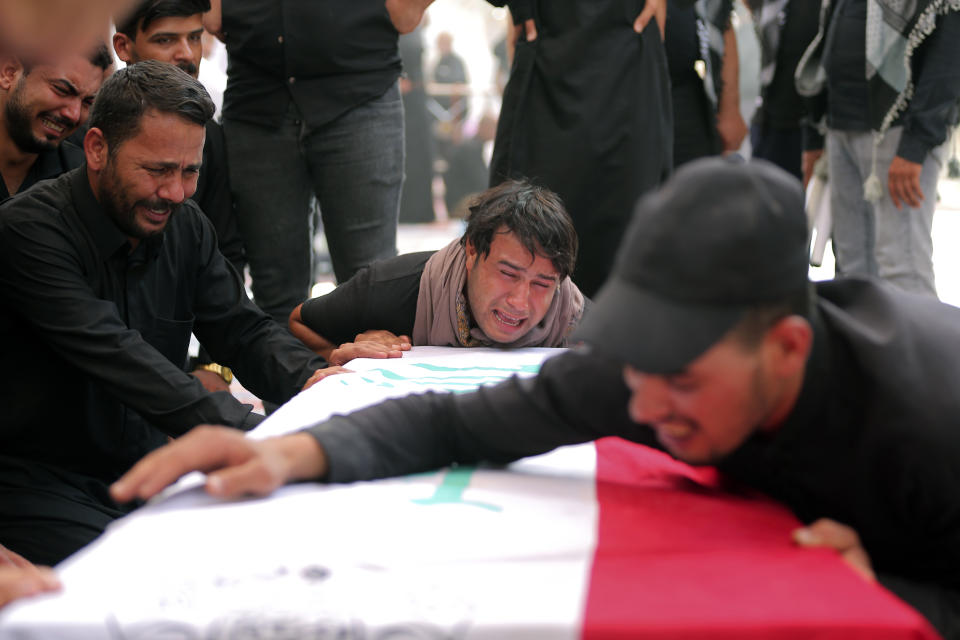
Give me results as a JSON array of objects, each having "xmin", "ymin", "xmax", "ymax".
[
  {"xmin": 289, "ymin": 303, "xmax": 338, "ymax": 361},
  {"xmin": 290, "ymin": 306, "xmax": 408, "ymax": 366},
  {"xmin": 716, "ymin": 24, "xmax": 748, "ymax": 152},
  {"xmin": 202, "ymin": 0, "xmax": 223, "ymax": 40},
  {"xmin": 802, "ymin": 149, "xmax": 824, "ymax": 188},
  {"xmin": 385, "ymin": 0, "xmax": 435, "ymax": 34}
]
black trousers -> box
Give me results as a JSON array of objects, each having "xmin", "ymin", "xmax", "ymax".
[
  {"xmin": 671, "ymin": 79, "xmax": 721, "ymax": 168},
  {"xmin": 0, "ymin": 455, "xmax": 131, "ymax": 566},
  {"xmin": 750, "ymin": 120, "xmax": 804, "ymax": 181}
]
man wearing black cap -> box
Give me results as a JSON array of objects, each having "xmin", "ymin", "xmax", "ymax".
[{"xmin": 114, "ymin": 157, "xmax": 960, "ymax": 637}]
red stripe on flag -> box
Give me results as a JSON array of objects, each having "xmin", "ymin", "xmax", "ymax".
[{"xmin": 582, "ymin": 437, "xmax": 938, "ymax": 640}]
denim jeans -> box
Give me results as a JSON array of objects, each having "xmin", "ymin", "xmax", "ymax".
[
  {"xmin": 827, "ymin": 127, "xmax": 944, "ymax": 297},
  {"xmin": 224, "ymin": 83, "xmax": 403, "ymax": 323}
]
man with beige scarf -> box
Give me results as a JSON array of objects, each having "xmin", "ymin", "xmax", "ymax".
[{"xmin": 289, "ymin": 180, "xmax": 586, "ymax": 365}]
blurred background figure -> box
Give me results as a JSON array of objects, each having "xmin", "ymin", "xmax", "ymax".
[
  {"xmin": 664, "ymin": 0, "xmax": 747, "ymax": 167},
  {"xmin": 398, "ymin": 25, "xmax": 437, "ymax": 223},
  {"xmin": 432, "ymin": 31, "xmax": 469, "ymax": 125},
  {"xmin": 443, "ymin": 112, "xmax": 497, "ymax": 218},
  {"xmin": 744, "ymin": 0, "xmax": 818, "ymax": 180}
]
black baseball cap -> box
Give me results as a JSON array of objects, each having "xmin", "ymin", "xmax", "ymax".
[{"xmin": 574, "ymin": 157, "xmax": 810, "ymax": 373}]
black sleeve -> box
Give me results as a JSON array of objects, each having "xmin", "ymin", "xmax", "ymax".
[
  {"xmin": 194, "ymin": 122, "xmax": 246, "ymax": 274},
  {"xmin": 896, "ymin": 10, "xmax": 960, "ymax": 163},
  {"xmin": 305, "ymin": 349, "xmax": 658, "ymax": 482},
  {"xmin": 187, "ymin": 212, "xmax": 328, "ymax": 405},
  {"xmin": 299, "ymin": 252, "xmax": 431, "ymax": 345},
  {"xmin": 0, "ymin": 207, "xmax": 263, "ymax": 434}
]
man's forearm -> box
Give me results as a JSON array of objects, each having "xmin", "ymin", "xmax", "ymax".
[{"xmin": 385, "ymin": 0, "xmax": 435, "ymax": 34}]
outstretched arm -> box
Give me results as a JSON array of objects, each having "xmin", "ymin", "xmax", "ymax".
[
  {"xmin": 111, "ymin": 426, "xmax": 328, "ymax": 502},
  {"xmin": 111, "ymin": 351, "xmax": 648, "ymax": 499}
]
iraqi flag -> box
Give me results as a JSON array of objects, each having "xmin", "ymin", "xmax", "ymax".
[{"xmin": 0, "ymin": 348, "xmax": 939, "ymax": 639}]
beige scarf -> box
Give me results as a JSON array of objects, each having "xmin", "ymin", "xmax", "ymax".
[{"xmin": 412, "ymin": 239, "xmax": 584, "ymax": 348}]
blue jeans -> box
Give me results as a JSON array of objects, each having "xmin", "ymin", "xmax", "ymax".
[
  {"xmin": 224, "ymin": 83, "xmax": 403, "ymax": 323},
  {"xmin": 827, "ymin": 127, "xmax": 944, "ymax": 296}
]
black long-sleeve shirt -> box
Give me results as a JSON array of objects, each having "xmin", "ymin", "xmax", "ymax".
[
  {"xmin": 0, "ymin": 167, "xmax": 326, "ymax": 482},
  {"xmin": 304, "ymin": 278, "xmax": 960, "ymax": 625},
  {"xmin": 220, "ymin": 0, "xmax": 402, "ymax": 129}
]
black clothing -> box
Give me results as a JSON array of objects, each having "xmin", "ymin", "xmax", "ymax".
[
  {"xmin": 0, "ymin": 167, "xmax": 325, "ymax": 476},
  {"xmin": 300, "ymin": 251, "xmax": 432, "ymax": 345},
  {"xmin": 488, "ymin": 0, "xmax": 673, "ymax": 298},
  {"xmin": 398, "ymin": 29, "xmax": 436, "ymax": 224},
  {"xmin": 304, "ymin": 278, "xmax": 960, "ymax": 636},
  {"xmin": 195, "ymin": 121, "xmax": 245, "ymax": 274},
  {"xmin": 664, "ymin": 2, "xmax": 700, "ymax": 86},
  {"xmin": 0, "ymin": 139, "xmax": 83, "ymax": 201},
  {"xmin": 663, "ymin": 0, "xmax": 727, "ymax": 167},
  {"xmin": 0, "ymin": 456, "xmax": 129, "ymax": 566},
  {"xmin": 671, "ymin": 81, "xmax": 721, "ymax": 167},
  {"xmin": 823, "ymin": 0, "xmax": 870, "ymax": 132},
  {"xmin": 750, "ymin": 122, "xmax": 803, "ymax": 180},
  {"xmin": 0, "ymin": 167, "xmax": 325, "ymax": 563},
  {"xmin": 220, "ymin": 0, "xmax": 402, "ymax": 130},
  {"xmin": 757, "ymin": 1, "xmax": 818, "ymax": 129}
]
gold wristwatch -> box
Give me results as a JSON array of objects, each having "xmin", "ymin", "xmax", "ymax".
[{"xmin": 197, "ymin": 362, "xmax": 233, "ymax": 384}]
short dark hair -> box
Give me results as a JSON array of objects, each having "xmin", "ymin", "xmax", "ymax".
[
  {"xmin": 22, "ymin": 42, "xmax": 113, "ymax": 75},
  {"xmin": 462, "ymin": 180, "xmax": 578, "ymax": 280},
  {"xmin": 727, "ymin": 286, "xmax": 813, "ymax": 348},
  {"xmin": 116, "ymin": 0, "xmax": 211, "ymax": 38},
  {"xmin": 88, "ymin": 59, "xmax": 214, "ymax": 152}
]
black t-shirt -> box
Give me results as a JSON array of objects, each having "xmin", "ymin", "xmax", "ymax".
[{"xmin": 300, "ymin": 251, "xmax": 434, "ymax": 345}]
